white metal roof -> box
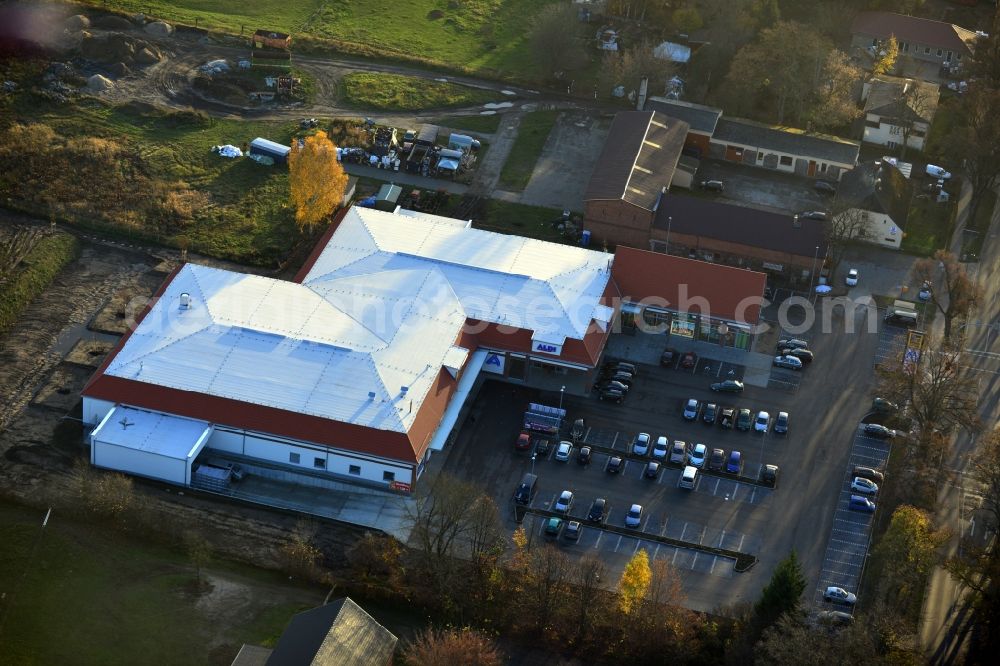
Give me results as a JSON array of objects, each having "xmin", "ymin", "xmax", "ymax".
[
  {"xmin": 91, "ymin": 405, "xmax": 212, "ymax": 460},
  {"xmin": 303, "ymin": 207, "xmax": 614, "ymax": 344},
  {"xmin": 105, "ymin": 263, "xmax": 469, "ymax": 434}
]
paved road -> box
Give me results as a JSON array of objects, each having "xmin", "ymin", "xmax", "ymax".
[{"xmin": 919, "ymin": 182, "xmax": 1000, "ymax": 663}]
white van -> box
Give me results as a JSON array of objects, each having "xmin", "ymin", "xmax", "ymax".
[
  {"xmin": 679, "ymin": 465, "xmax": 698, "ymax": 489},
  {"xmin": 670, "ymin": 440, "xmax": 688, "ymax": 464}
]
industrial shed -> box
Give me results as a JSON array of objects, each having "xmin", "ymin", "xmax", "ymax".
[
  {"xmin": 249, "ymin": 137, "xmax": 291, "ymax": 164},
  {"xmin": 90, "ymin": 405, "xmax": 212, "ymax": 485}
]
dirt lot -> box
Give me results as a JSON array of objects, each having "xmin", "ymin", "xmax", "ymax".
[
  {"xmin": 90, "ymin": 270, "xmax": 171, "ymax": 334},
  {"xmin": 65, "ymin": 338, "xmax": 118, "ymax": 367},
  {"xmin": 31, "ymin": 363, "xmax": 95, "ymax": 412},
  {"xmin": 519, "ymin": 112, "xmax": 610, "ymax": 211}
]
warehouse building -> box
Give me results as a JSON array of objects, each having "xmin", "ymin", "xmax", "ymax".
[{"xmin": 82, "ymin": 207, "xmax": 617, "ymax": 493}]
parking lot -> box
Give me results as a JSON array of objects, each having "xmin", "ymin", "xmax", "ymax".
[
  {"xmin": 813, "ymin": 429, "xmax": 892, "ymax": 610},
  {"xmin": 694, "ymin": 158, "xmax": 830, "ymax": 214}
]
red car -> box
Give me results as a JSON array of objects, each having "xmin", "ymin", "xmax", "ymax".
[
  {"xmin": 515, "ymin": 432, "xmax": 531, "ymax": 451},
  {"xmin": 680, "ymin": 352, "xmax": 698, "ymax": 369}
]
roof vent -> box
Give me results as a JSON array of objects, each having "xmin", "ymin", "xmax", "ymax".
[
  {"xmin": 400, "ymin": 386, "xmax": 409, "ymax": 396},
  {"xmin": 368, "ymin": 391, "xmax": 376, "ymax": 401},
  {"xmin": 179, "ymin": 292, "xmax": 192, "ymax": 310}
]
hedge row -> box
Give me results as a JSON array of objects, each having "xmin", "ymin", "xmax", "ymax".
[{"xmin": 0, "ymin": 233, "xmax": 81, "ymax": 337}]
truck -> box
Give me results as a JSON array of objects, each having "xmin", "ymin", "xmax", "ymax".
[{"xmin": 523, "ymin": 403, "xmax": 566, "ymax": 436}]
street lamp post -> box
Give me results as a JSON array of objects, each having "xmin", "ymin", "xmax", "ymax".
[
  {"xmin": 810, "ymin": 245, "xmax": 820, "ymax": 294},
  {"xmin": 531, "ymin": 453, "xmax": 536, "ymax": 475},
  {"xmin": 560, "ymin": 385, "xmax": 565, "ymax": 410}
]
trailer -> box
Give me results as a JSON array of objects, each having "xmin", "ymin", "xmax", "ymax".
[
  {"xmin": 523, "ymin": 403, "xmax": 566, "ymax": 436},
  {"xmin": 249, "ymin": 137, "xmax": 291, "ymax": 165}
]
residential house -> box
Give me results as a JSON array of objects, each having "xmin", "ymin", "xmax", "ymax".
[
  {"xmin": 583, "ymin": 110, "xmax": 689, "ymax": 248},
  {"xmin": 850, "ymin": 11, "xmax": 978, "ymax": 75},
  {"xmin": 834, "ymin": 158, "xmax": 913, "ymax": 250},
  {"xmin": 710, "ymin": 118, "xmax": 861, "ymax": 181},
  {"xmin": 861, "ymin": 76, "xmax": 939, "ymax": 152},
  {"xmin": 642, "ymin": 96, "xmax": 722, "ymax": 158},
  {"xmin": 232, "ymin": 597, "xmax": 397, "ymax": 666}
]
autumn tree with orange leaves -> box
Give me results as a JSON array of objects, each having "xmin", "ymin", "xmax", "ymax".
[{"xmin": 288, "ymin": 130, "xmax": 348, "ymax": 232}]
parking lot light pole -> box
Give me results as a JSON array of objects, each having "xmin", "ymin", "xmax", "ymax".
[
  {"xmin": 810, "ymin": 245, "xmax": 820, "ymax": 293},
  {"xmin": 560, "ymin": 385, "xmax": 565, "ymax": 410},
  {"xmin": 531, "ymin": 453, "xmax": 536, "ymax": 475}
]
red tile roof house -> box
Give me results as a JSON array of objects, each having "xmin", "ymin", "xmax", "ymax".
[{"xmin": 850, "ymin": 11, "xmax": 979, "ymax": 75}]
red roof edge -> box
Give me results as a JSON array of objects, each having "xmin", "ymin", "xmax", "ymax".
[{"xmin": 293, "ymin": 205, "xmax": 352, "ymax": 283}]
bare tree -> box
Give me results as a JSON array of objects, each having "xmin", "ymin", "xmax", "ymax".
[
  {"xmin": 875, "ymin": 334, "xmax": 981, "ymax": 436},
  {"xmin": 945, "ymin": 86, "xmax": 1000, "ymax": 225},
  {"xmin": 915, "ymin": 250, "xmax": 982, "ymax": 341},
  {"xmin": 890, "ymin": 80, "xmax": 938, "ymax": 159},
  {"xmin": 521, "ymin": 544, "xmax": 571, "ymax": 631},
  {"xmin": 528, "ymin": 3, "xmax": 588, "ymax": 81},
  {"xmin": 811, "ymin": 49, "xmax": 863, "ymax": 131},
  {"xmin": 570, "ymin": 552, "xmax": 608, "ymax": 644},
  {"xmin": 825, "ymin": 205, "xmax": 874, "ymax": 273},
  {"xmin": 402, "ymin": 626, "xmax": 502, "ymax": 666},
  {"xmin": 598, "ymin": 42, "xmax": 675, "ymax": 100}
]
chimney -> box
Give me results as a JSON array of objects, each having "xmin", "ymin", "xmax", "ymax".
[
  {"xmin": 179, "ymin": 292, "xmax": 191, "ymax": 310},
  {"xmin": 368, "ymin": 391, "xmax": 376, "ymax": 401},
  {"xmin": 400, "ymin": 386, "xmax": 409, "ymax": 397}
]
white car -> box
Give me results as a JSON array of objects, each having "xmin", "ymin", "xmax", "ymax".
[
  {"xmin": 850, "ymin": 477, "xmax": 879, "ymax": 495},
  {"xmin": 823, "ymin": 586, "xmax": 857, "ymax": 606},
  {"xmin": 625, "ymin": 503, "xmax": 643, "ymax": 528},
  {"xmin": 754, "ymin": 411, "xmax": 770, "ymax": 433},
  {"xmin": 652, "ymin": 436, "xmax": 668, "ymax": 460},
  {"xmin": 633, "ymin": 432, "xmax": 651, "ymax": 456},
  {"xmin": 926, "ymin": 164, "xmax": 952, "ymax": 179},
  {"xmin": 845, "ymin": 268, "xmax": 858, "ymax": 286},
  {"xmin": 554, "ymin": 490, "xmax": 574, "ymax": 513},
  {"xmin": 554, "ymin": 441, "xmax": 573, "ymax": 462},
  {"xmin": 689, "ymin": 443, "xmax": 707, "ymax": 468},
  {"xmin": 683, "ymin": 398, "xmax": 699, "ymax": 420},
  {"xmin": 774, "ymin": 355, "xmax": 803, "ymax": 370}
]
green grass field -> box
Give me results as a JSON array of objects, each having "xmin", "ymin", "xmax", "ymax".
[
  {"xmin": 340, "ymin": 72, "xmax": 499, "ymax": 111},
  {"xmin": 901, "ymin": 195, "xmax": 956, "ymax": 256},
  {"xmin": 0, "ymin": 501, "xmax": 317, "ymax": 665},
  {"xmin": 90, "ymin": 0, "xmax": 558, "ymax": 79},
  {"xmin": 497, "ymin": 110, "xmax": 559, "ymax": 191}
]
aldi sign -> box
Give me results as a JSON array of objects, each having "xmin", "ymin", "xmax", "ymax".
[{"xmin": 533, "ymin": 341, "xmax": 562, "ymax": 355}]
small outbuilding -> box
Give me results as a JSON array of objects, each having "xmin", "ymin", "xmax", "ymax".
[
  {"xmin": 374, "ymin": 183, "xmax": 402, "ymax": 211},
  {"xmin": 249, "ymin": 137, "xmax": 291, "ymax": 164}
]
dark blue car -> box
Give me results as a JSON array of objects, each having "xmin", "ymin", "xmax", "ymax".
[{"xmin": 725, "ymin": 450, "xmax": 742, "ymax": 474}]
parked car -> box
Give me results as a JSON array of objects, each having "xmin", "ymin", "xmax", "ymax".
[
  {"xmin": 625, "ymin": 504, "xmax": 643, "ymax": 528},
  {"xmin": 754, "ymin": 410, "xmax": 770, "ymax": 432},
  {"xmin": 774, "ymin": 355, "xmax": 804, "ymax": 370},
  {"xmin": 670, "ymin": 440, "xmax": 688, "ymax": 464},
  {"xmin": 689, "ymin": 443, "xmax": 707, "ymax": 468},
  {"xmin": 606, "ymin": 456, "xmax": 624, "ymax": 473},
  {"xmin": 725, "ymin": 450, "xmax": 743, "ymax": 474},
  {"xmin": 814, "ymin": 180, "xmax": 837, "ymax": 195},
  {"xmin": 554, "ymin": 490, "xmax": 574, "ymax": 513},
  {"xmin": 818, "ymin": 610, "xmax": 854, "ymax": 626},
  {"xmin": 774, "ymin": 411, "xmax": 789, "ymax": 434},
  {"xmin": 597, "ymin": 379, "xmax": 630, "ymax": 393},
  {"xmin": 683, "ymin": 398, "xmax": 700, "ymax": 420},
  {"xmin": 849, "ymin": 495, "xmax": 877, "ymax": 513},
  {"xmin": 919, "ymin": 281, "xmax": 932, "ymax": 301},
  {"xmin": 612, "ymin": 361, "xmax": 638, "ymax": 376},
  {"xmin": 608, "ymin": 371, "xmax": 634, "ymax": 388},
  {"xmin": 851, "ymin": 477, "xmax": 879, "ymax": 495},
  {"xmin": 577, "ymin": 446, "xmax": 592, "ymax": 465},
  {"xmin": 652, "ymin": 436, "xmax": 669, "ymax": 460},
  {"xmin": 555, "ymin": 441, "xmax": 573, "ymax": 461},
  {"xmin": 633, "ymin": 432, "xmax": 651, "ymax": 456},
  {"xmin": 703, "ymin": 403, "xmax": 718, "ymax": 424},
  {"xmin": 661, "ymin": 347, "xmax": 678, "ymax": 366},
  {"xmin": 778, "ymin": 338, "xmax": 809, "ymax": 349},
  {"xmin": 799, "ymin": 210, "xmax": 827, "ymax": 221},
  {"xmin": 534, "ymin": 438, "xmax": 551, "ymax": 457},
  {"xmin": 872, "ymin": 398, "xmax": 898, "ymax": 413},
  {"xmin": 680, "ymin": 351, "xmax": 698, "ymax": 369},
  {"xmin": 599, "ymin": 388, "xmax": 625, "ymax": 403},
  {"xmin": 571, "ymin": 418, "xmax": 586, "ymax": 441},
  {"xmin": 845, "ymin": 268, "xmax": 859, "ymax": 287},
  {"xmin": 515, "ymin": 431, "xmax": 531, "ymax": 451},
  {"xmin": 760, "ymin": 464, "xmax": 780, "ymax": 486},
  {"xmin": 926, "ymin": 164, "xmax": 952, "ymax": 179},
  {"xmin": 780, "ymin": 347, "xmax": 814, "ymax": 363},
  {"xmin": 564, "ymin": 520, "xmax": 581, "ymax": 542},
  {"xmin": 863, "ymin": 423, "xmax": 896, "ymax": 439},
  {"xmin": 711, "ymin": 379, "xmax": 745, "ymax": 393},
  {"xmin": 708, "ymin": 447, "xmax": 725, "ymax": 471},
  {"xmin": 644, "ymin": 461, "xmax": 661, "ymax": 479},
  {"xmin": 736, "ymin": 408, "xmax": 753, "ymax": 431},
  {"xmin": 700, "ymin": 179, "xmax": 724, "ymax": 192},
  {"xmin": 823, "ymin": 586, "xmax": 857, "ymax": 606},
  {"xmin": 587, "ymin": 498, "xmax": 607, "ymax": 523},
  {"xmin": 853, "ymin": 466, "xmax": 885, "ymax": 483},
  {"xmin": 544, "ymin": 517, "xmax": 563, "ymax": 537},
  {"xmin": 720, "ymin": 407, "xmax": 735, "ymax": 429}
]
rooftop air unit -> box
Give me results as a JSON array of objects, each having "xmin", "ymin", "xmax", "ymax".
[{"xmin": 179, "ymin": 293, "xmax": 192, "ymax": 309}]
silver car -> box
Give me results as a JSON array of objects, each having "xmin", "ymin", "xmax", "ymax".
[{"xmin": 554, "ymin": 441, "xmax": 573, "ymax": 461}]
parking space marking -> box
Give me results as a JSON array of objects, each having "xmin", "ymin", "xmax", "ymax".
[
  {"xmin": 613, "ymin": 535, "xmax": 623, "ymax": 552},
  {"xmin": 712, "ymin": 478, "xmax": 721, "ymax": 495},
  {"xmin": 710, "ymin": 555, "xmax": 717, "ymax": 574},
  {"xmin": 737, "ymin": 534, "xmax": 746, "ymax": 552},
  {"xmin": 671, "ymin": 547, "xmax": 680, "ymax": 564},
  {"xmin": 633, "ymin": 539, "xmax": 641, "ymax": 554},
  {"xmin": 611, "ymin": 431, "xmax": 620, "ymax": 448},
  {"xmin": 660, "ymin": 518, "xmax": 669, "ymax": 536},
  {"xmin": 717, "ymin": 529, "xmax": 727, "ymax": 547},
  {"xmin": 679, "ymin": 523, "xmax": 689, "ymax": 541},
  {"xmin": 593, "ymin": 531, "xmax": 603, "ymax": 549},
  {"xmin": 697, "ymin": 525, "xmax": 707, "ymax": 545},
  {"xmin": 749, "ymin": 486, "xmax": 757, "ymax": 503},
  {"xmin": 691, "ymin": 552, "xmax": 699, "ymax": 568}
]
